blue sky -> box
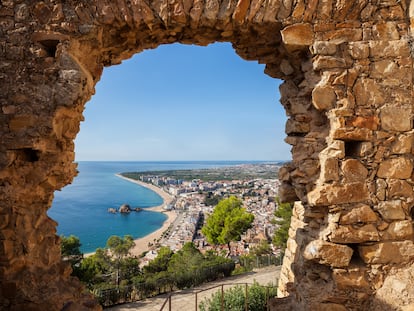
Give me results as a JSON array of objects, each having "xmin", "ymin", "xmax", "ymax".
[{"xmin": 75, "ymin": 42, "xmax": 291, "ymax": 161}]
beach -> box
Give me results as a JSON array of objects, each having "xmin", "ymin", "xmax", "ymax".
[{"xmin": 115, "ymin": 174, "xmax": 177, "ymax": 257}]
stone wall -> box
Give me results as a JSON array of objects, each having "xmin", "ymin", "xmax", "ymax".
[{"xmin": 0, "ymin": 0, "xmax": 413, "ymax": 310}]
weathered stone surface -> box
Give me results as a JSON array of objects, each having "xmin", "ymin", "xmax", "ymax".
[
  {"xmin": 353, "ymin": 78, "xmax": 384, "ymax": 107},
  {"xmin": 382, "ymin": 220, "xmax": 413, "ymax": 240},
  {"xmin": 391, "ymin": 134, "xmax": 413, "ymax": 154},
  {"xmin": 340, "ymin": 205, "xmax": 378, "ymax": 225},
  {"xmin": 333, "ymin": 269, "xmax": 370, "ymax": 290},
  {"xmin": 308, "ymin": 182, "xmax": 369, "ymax": 206},
  {"xmin": 387, "ymin": 179, "xmax": 413, "ymax": 199},
  {"xmin": 380, "ymin": 106, "xmax": 412, "ymax": 132},
  {"xmin": 375, "ymin": 200, "xmax": 406, "ymax": 221},
  {"xmin": 304, "ymin": 240, "xmax": 353, "ymax": 267},
  {"xmin": 312, "ymin": 85, "xmax": 336, "ymax": 111},
  {"xmin": 359, "ymin": 241, "xmax": 414, "ymax": 264},
  {"xmin": 377, "ymin": 157, "xmax": 413, "ymax": 179},
  {"xmin": 3, "ymin": 1, "xmax": 414, "ymax": 311},
  {"xmin": 341, "ymin": 159, "xmax": 368, "ymax": 182},
  {"xmin": 330, "ymin": 224, "xmax": 379, "ymax": 243},
  {"xmin": 373, "ymin": 265, "xmax": 414, "ymax": 309},
  {"xmin": 281, "ymin": 23, "xmax": 314, "ymax": 49},
  {"xmin": 320, "ymin": 157, "xmax": 339, "ymax": 182},
  {"xmin": 348, "ymin": 115, "xmax": 379, "ymax": 131},
  {"xmin": 332, "ymin": 127, "xmax": 373, "ymax": 141}
]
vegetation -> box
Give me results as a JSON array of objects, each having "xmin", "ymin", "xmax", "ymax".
[
  {"xmin": 106, "ymin": 235, "xmax": 135, "ymax": 286},
  {"xmin": 202, "ymin": 196, "xmax": 254, "ymax": 255},
  {"xmin": 199, "ymin": 281, "xmax": 277, "ymax": 311},
  {"xmin": 61, "ymin": 234, "xmax": 82, "ymax": 257},
  {"xmin": 272, "ymin": 199, "xmax": 293, "ymax": 250},
  {"xmin": 204, "ymin": 192, "xmax": 222, "ymax": 206},
  {"xmin": 61, "ymin": 236, "xmax": 236, "ymax": 306},
  {"xmin": 121, "ymin": 163, "xmax": 280, "ymax": 182},
  {"xmin": 137, "ymin": 242, "xmax": 235, "ymax": 291}
]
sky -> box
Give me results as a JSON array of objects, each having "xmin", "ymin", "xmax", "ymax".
[{"xmin": 75, "ymin": 42, "xmax": 291, "ymax": 161}]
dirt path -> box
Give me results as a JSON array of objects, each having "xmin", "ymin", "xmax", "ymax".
[{"xmin": 107, "ymin": 265, "xmax": 281, "ymax": 311}]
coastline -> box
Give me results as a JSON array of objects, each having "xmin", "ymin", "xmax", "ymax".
[
  {"xmin": 115, "ymin": 174, "xmax": 176, "ymax": 257},
  {"xmin": 85, "ymin": 175, "xmax": 176, "ymax": 257}
]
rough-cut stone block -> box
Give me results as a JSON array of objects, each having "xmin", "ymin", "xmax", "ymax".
[
  {"xmin": 232, "ymin": 0, "xmax": 250, "ymax": 23},
  {"xmin": 387, "ymin": 179, "xmax": 413, "ymax": 199},
  {"xmin": 353, "ymin": 78, "xmax": 384, "ymax": 107},
  {"xmin": 312, "ymin": 85, "xmax": 336, "ymax": 111},
  {"xmin": 281, "ymin": 23, "xmax": 314, "ymax": 50},
  {"xmin": 373, "ymin": 22, "xmax": 400, "ymax": 40},
  {"xmin": 332, "ymin": 127, "xmax": 372, "ymax": 141},
  {"xmin": 349, "ymin": 42, "xmax": 369, "ymax": 59},
  {"xmin": 304, "ymin": 239, "xmax": 353, "ymax": 267},
  {"xmin": 313, "ymin": 55, "xmax": 347, "ymax": 70},
  {"xmin": 285, "ymin": 119, "xmax": 310, "ymax": 134},
  {"xmin": 308, "ymin": 182, "xmax": 369, "ymax": 206},
  {"xmin": 340, "ymin": 205, "xmax": 378, "ymax": 225},
  {"xmin": 375, "ymin": 200, "xmax": 406, "ymax": 221},
  {"xmin": 348, "ymin": 116, "xmax": 379, "ymax": 131},
  {"xmin": 341, "ymin": 159, "xmax": 368, "ymax": 182},
  {"xmin": 359, "ymin": 241, "xmax": 414, "ymax": 264},
  {"xmin": 377, "ymin": 157, "xmax": 413, "ymax": 179},
  {"xmin": 320, "ymin": 140, "xmax": 345, "ymax": 158},
  {"xmin": 279, "ymin": 182, "xmax": 299, "ymax": 203},
  {"xmin": 382, "ymin": 220, "xmax": 413, "ymax": 240},
  {"xmin": 9, "ymin": 115, "xmax": 37, "ymax": 132},
  {"xmin": 369, "ymin": 40, "xmax": 411, "ymax": 58},
  {"xmin": 391, "ymin": 134, "xmax": 413, "ymax": 154},
  {"xmin": 380, "ymin": 106, "xmax": 412, "ymax": 132},
  {"xmin": 330, "ymin": 224, "xmax": 379, "ymax": 243},
  {"xmin": 333, "ymin": 269, "xmax": 370, "ymax": 290},
  {"xmin": 320, "ymin": 157, "xmax": 339, "ymax": 182},
  {"xmin": 311, "ymin": 41, "xmax": 337, "ymax": 55}
]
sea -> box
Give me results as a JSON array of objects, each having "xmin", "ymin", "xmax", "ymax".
[{"xmin": 48, "ymin": 161, "xmax": 264, "ymax": 253}]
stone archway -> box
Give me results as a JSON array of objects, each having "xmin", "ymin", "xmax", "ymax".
[{"xmin": 1, "ymin": 1, "xmax": 414, "ymax": 310}]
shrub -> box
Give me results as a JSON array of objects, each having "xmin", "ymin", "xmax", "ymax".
[{"xmin": 199, "ymin": 281, "xmax": 277, "ymax": 311}]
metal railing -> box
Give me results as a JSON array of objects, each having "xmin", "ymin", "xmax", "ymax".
[
  {"xmin": 93, "ymin": 255, "xmax": 282, "ymax": 308},
  {"xmin": 160, "ymin": 282, "xmax": 277, "ymax": 311}
]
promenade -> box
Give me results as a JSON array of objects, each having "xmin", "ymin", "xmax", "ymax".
[{"xmin": 107, "ymin": 265, "xmax": 281, "ymax": 311}]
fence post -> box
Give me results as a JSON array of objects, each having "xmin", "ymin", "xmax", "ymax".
[
  {"xmin": 195, "ymin": 292, "xmax": 198, "ymax": 311},
  {"xmin": 221, "ymin": 285, "xmax": 224, "ymax": 311},
  {"xmin": 169, "ymin": 295, "xmax": 171, "ymax": 311},
  {"xmin": 245, "ymin": 283, "xmax": 248, "ymax": 311},
  {"xmin": 266, "ymin": 286, "xmax": 270, "ymax": 311}
]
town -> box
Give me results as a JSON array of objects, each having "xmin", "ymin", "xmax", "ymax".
[{"xmin": 121, "ymin": 163, "xmax": 283, "ymax": 265}]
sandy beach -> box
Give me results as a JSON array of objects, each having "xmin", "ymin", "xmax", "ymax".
[{"xmin": 115, "ymin": 174, "xmax": 176, "ymax": 257}]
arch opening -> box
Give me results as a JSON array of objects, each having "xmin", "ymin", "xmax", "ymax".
[{"xmin": 49, "ymin": 41, "xmax": 291, "ymax": 254}]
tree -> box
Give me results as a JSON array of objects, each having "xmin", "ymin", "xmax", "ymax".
[
  {"xmin": 106, "ymin": 235, "xmax": 135, "ymax": 286},
  {"xmin": 202, "ymin": 196, "xmax": 254, "ymax": 255},
  {"xmin": 61, "ymin": 234, "xmax": 82, "ymax": 257},
  {"xmin": 250, "ymin": 239, "xmax": 273, "ymax": 257},
  {"xmin": 106, "ymin": 235, "xmax": 135, "ymax": 258},
  {"xmin": 272, "ymin": 199, "xmax": 293, "ymax": 250},
  {"xmin": 143, "ymin": 246, "xmax": 173, "ymax": 274},
  {"xmin": 75, "ymin": 248, "xmax": 111, "ymax": 286},
  {"xmin": 61, "ymin": 235, "xmax": 83, "ymax": 276}
]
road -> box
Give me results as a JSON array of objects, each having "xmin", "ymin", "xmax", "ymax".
[{"xmin": 107, "ymin": 265, "xmax": 281, "ymax": 311}]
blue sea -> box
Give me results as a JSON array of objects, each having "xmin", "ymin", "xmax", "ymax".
[{"xmin": 48, "ymin": 161, "xmax": 261, "ymax": 253}]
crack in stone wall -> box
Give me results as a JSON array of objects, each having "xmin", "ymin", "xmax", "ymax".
[{"xmin": 0, "ymin": 1, "xmax": 413, "ymax": 310}]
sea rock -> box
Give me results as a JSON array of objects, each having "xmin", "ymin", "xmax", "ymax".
[{"xmin": 119, "ymin": 204, "xmax": 131, "ymax": 213}]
